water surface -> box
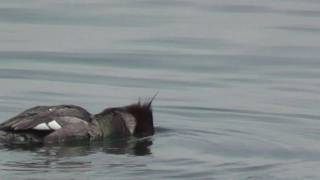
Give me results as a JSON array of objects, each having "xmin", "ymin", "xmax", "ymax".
[{"xmin": 1, "ymin": 0, "xmax": 320, "ymax": 179}]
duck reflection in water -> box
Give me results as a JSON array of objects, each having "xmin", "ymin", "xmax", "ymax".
[
  {"xmin": 1, "ymin": 137, "xmax": 153, "ymax": 173},
  {"xmin": 2, "ymin": 136, "xmax": 153, "ymax": 157}
]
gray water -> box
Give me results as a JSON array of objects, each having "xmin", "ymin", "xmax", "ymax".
[{"xmin": 0, "ymin": 0, "xmax": 320, "ymax": 179}]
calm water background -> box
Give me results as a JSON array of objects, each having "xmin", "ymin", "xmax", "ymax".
[{"xmin": 0, "ymin": 0, "xmax": 320, "ymax": 179}]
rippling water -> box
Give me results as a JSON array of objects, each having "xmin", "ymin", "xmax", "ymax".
[{"xmin": 1, "ymin": 0, "xmax": 320, "ymax": 179}]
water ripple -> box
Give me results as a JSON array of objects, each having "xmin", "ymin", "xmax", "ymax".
[{"xmin": 158, "ymin": 105, "xmax": 320, "ymax": 122}]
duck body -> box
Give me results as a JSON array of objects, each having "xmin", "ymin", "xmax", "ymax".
[{"xmin": 0, "ymin": 102, "xmax": 154, "ymax": 145}]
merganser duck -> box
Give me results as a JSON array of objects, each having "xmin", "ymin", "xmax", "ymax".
[{"xmin": 0, "ymin": 101, "xmax": 154, "ymax": 145}]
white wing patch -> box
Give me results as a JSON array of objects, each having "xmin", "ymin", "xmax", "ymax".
[
  {"xmin": 48, "ymin": 120, "xmax": 62, "ymax": 130},
  {"xmin": 33, "ymin": 123, "xmax": 50, "ymax": 130},
  {"xmin": 33, "ymin": 120, "xmax": 62, "ymax": 131}
]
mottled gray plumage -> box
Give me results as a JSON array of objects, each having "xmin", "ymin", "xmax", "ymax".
[
  {"xmin": 0, "ymin": 101, "xmax": 154, "ymax": 145},
  {"xmin": 0, "ymin": 105, "xmax": 91, "ymax": 131}
]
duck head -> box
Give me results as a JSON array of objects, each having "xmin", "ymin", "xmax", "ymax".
[{"xmin": 93, "ymin": 101, "xmax": 154, "ymax": 138}]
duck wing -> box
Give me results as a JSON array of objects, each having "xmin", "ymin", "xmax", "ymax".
[{"xmin": 0, "ymin": 105, "xmax": 92, "ymax": 131}]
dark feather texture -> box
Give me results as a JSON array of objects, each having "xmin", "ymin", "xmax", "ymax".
[
  {"xmin": 95, "ymin": 99, "xmax": 155, "ymax": 137},
  {"xmin": 124, "ymin": 100, "xmax": 154, "ymax": 136}
]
